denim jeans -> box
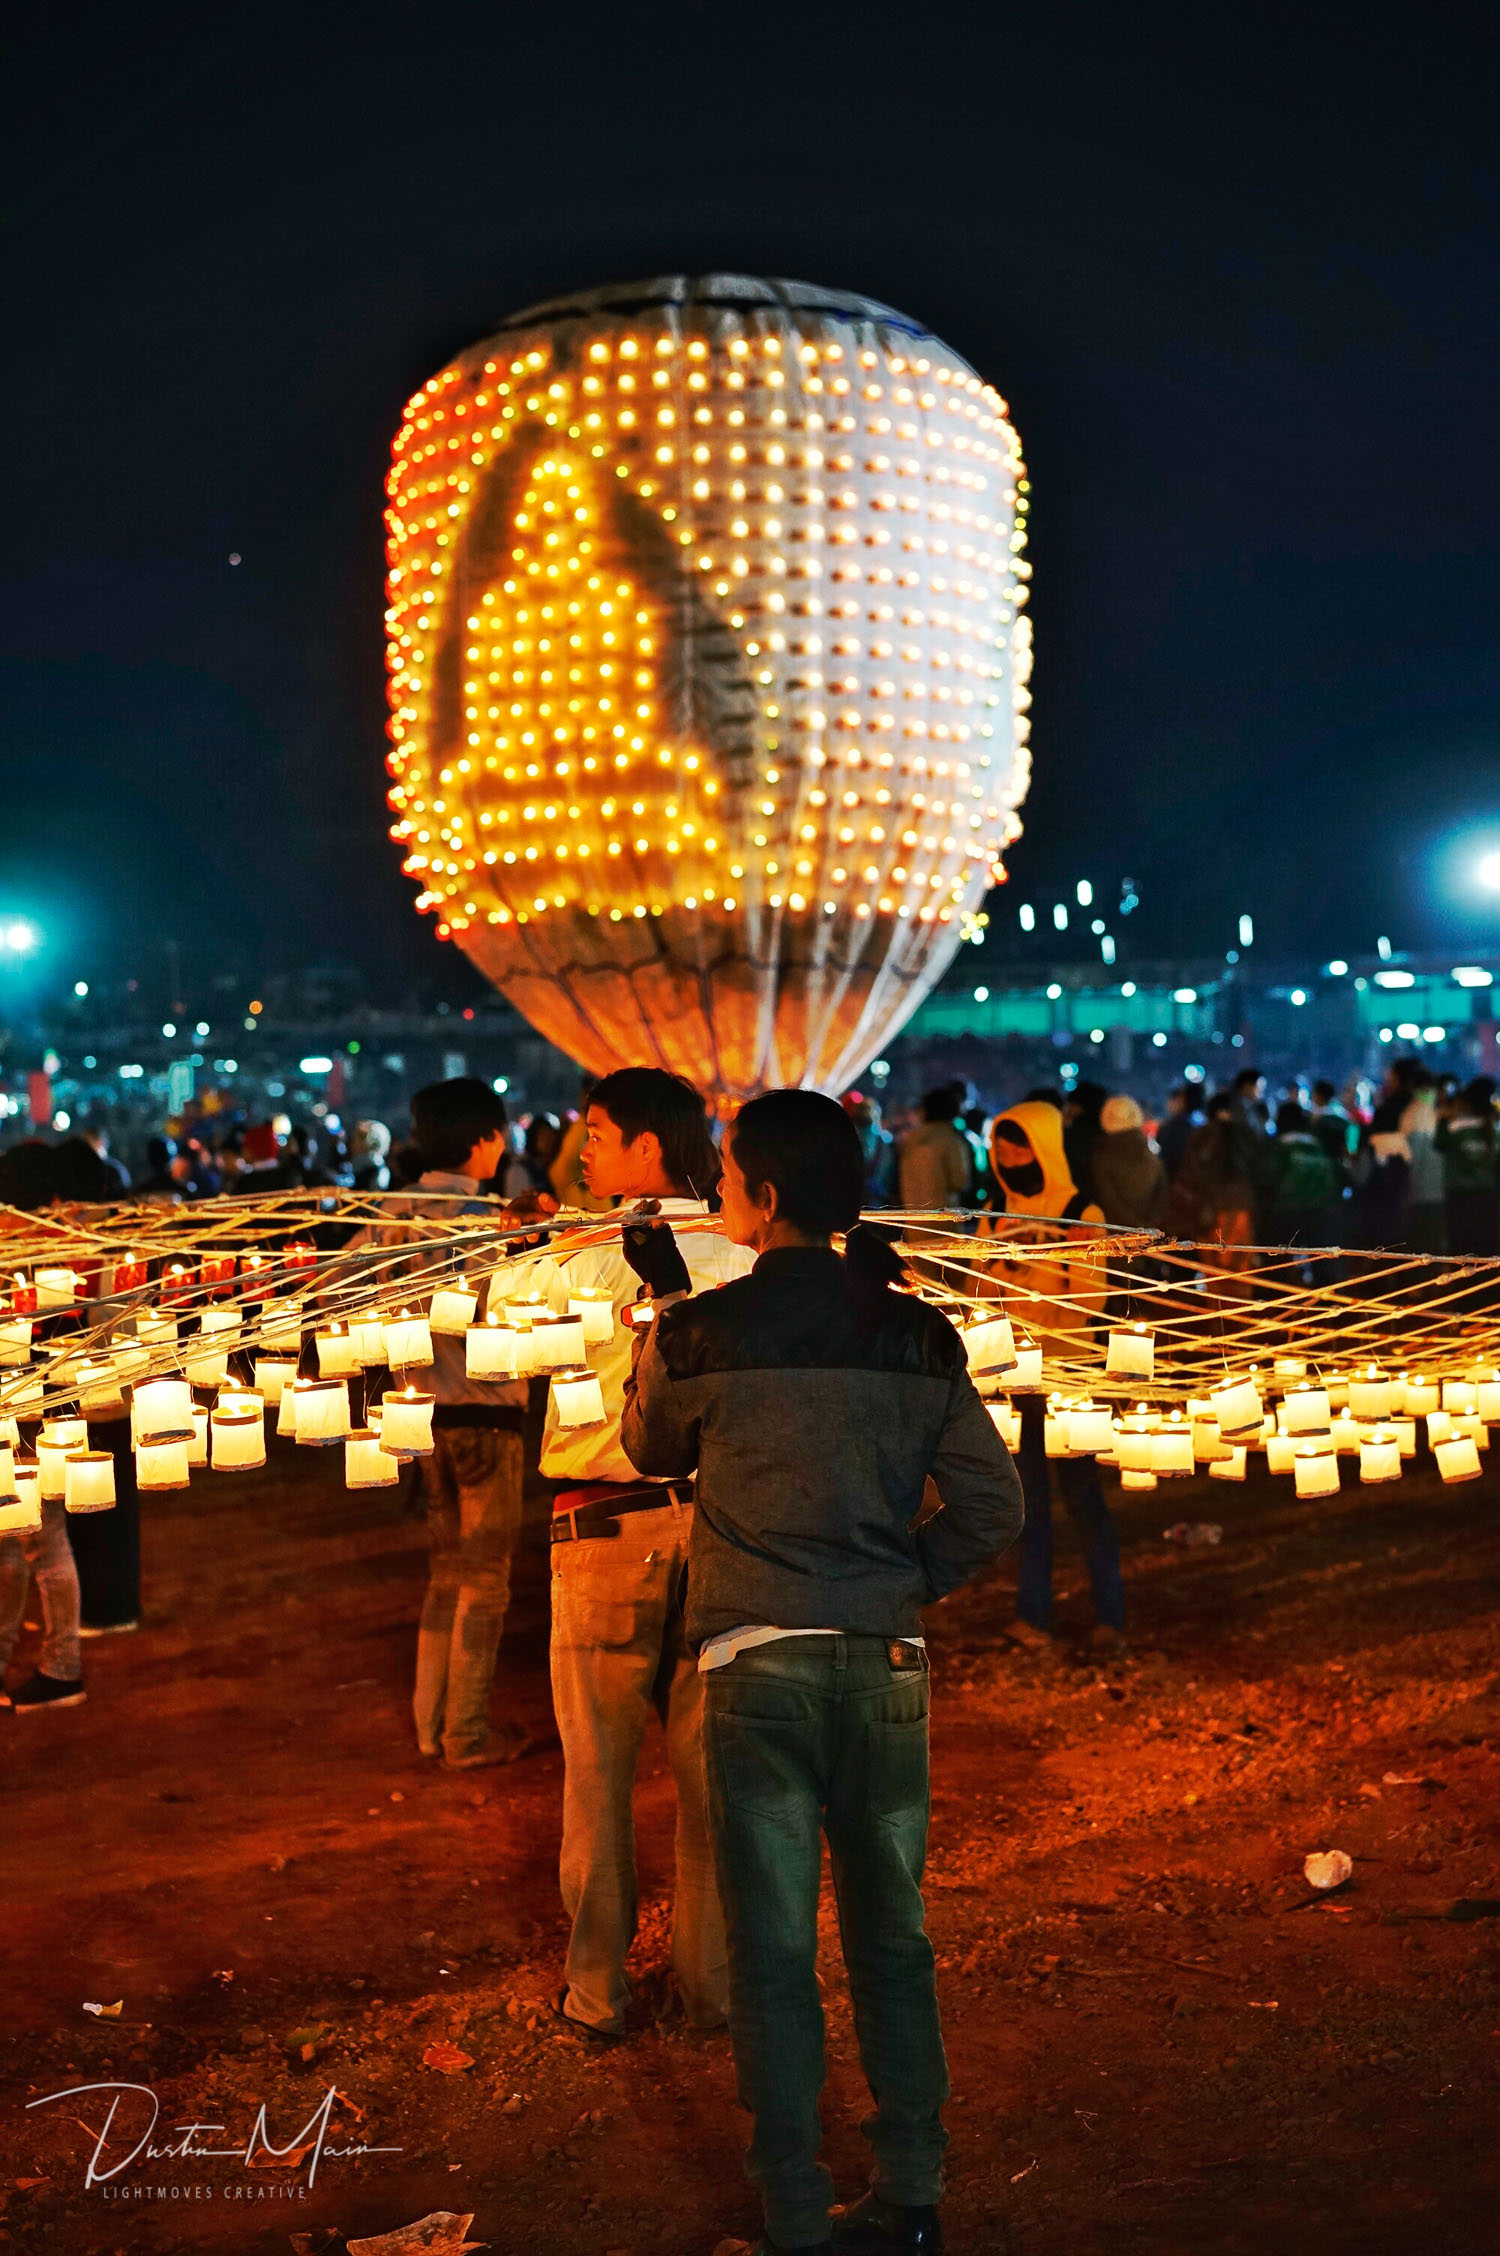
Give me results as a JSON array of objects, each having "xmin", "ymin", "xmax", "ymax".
[
  {"xmin": 413, "ymin": 1424, "xmax": 524, "ymax": 1761},
  {"xmin": 550, "ymin": 1498, "xmax": 727, "ymax": 2036},
  {"xmin": 703, "ymin": 1633, "xmax": 948, "ymax": 2249},
  {"xmin": 1013, "ymin": 1396, "xmax": 1125, "ymax": 1633},
  {"xmin": 0, "ymin": 1500, "xmax": 82, "ymax": 1681}
]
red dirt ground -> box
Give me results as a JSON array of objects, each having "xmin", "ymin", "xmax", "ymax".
[{"xmin": 3, "ymin": 1416, "xmax": 1500, "ymax": 2256}]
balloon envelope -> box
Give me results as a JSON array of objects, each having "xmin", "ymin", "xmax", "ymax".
[{"xmin": 384, "ymin": 275, "xmax": 1031, "ymax": 1099}]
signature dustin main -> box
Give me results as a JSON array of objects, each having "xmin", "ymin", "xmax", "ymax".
[{"xmin": 27, "ymin": 2081, "xmax": 402, "ymax": 2191}]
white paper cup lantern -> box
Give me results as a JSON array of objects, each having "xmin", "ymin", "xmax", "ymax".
[
  {"xmin": 64, "ymin": 1450, "xmax": 117, "ymax": 1514},
  {"xmin": 1348, "ymin": 1366, "xmax": 1392, "ymax": 1421},
  {"xmin": 77, "ymin": 1358, "xmax": 126, "ymax": 1414},
  {"xmin": 1402, "ymin": 1373, "xmax": 1439, "ymax": 1417},
  {"xmin": 316, "ymin": 1324, "xmax": 362, "ymax": 1378},
  {"xmin": 346, "ymin": 1428, "xmax": 400, "ymax": 1488},
  {"xmin": 1392, "ymin": 1417, "xmax": 1418, "ymax": 1458},
  {"xmin": 1208, "ymin": 1448, "xmax": 1247, "ymax": 1482},
  {"xmin": 349, "ymin": 1309, "xmax": 389, "ymax": 1367},
  {"xmin": 1441, "ymin": 1377, "xmax": 1477, "ymax": 1415},
  {"xmin": 986, "ymin": 1399, "xmax": 1021, "ymax": 1450},
  {"xmin": 429, "ymin": 1279, "xmax": 479, "ymax": 1336},
  {"xmin": 254, "ymin": 1357, "xmax": 297, "ymax": 1406},
  {"xmin": 385, "ymin": 277, "xmax": 1032, "ymax": 1101},
  {"xmin": 466, "ymin": 1317, "xmax": 521, "ymax": 1380},
  {"xmin": 1043, "ymin": 1401, "xmax": 1073, "ymax": 1457},
  {"xmin": 531, "ymin": 1312, "xmax": 587, "ymax": 1370},
  {"xmin": 0, "ymin": 1317, "xmax": 34, "ymax": 1366},
  {"xmin": 110, "ymin": 1340, "xmax": 151, "ymax": 1382},
  {"xmin": 1151, "ymin": 1416, "xmax": 1194, "ymax": 1477},
  {"xmin": 1011, "ymin": 1337, "xmax": 1044, "ymax": 1389},
  {"xmin": 1475, "ymin": 1368, "xmax": 1500, "ymax": 1424},
  {"xmin": 379, "ymin": 1389, "xmax": 436, "ymax": 1456},
  {"xmin": 1116, "ymin": 1419, "xmax": 1158, "ymax": 1474},
  {"xmin": 1106, "ymin": 1323, "xmax": 1154, "ymax": 1378},
  {"xmin": 1119, "ymin": 1466, "xmax": 1157, "ymax": 1491},
  {"xmin": 1209, "ymin": 1376, "xmax": 1263, "ymax": 1438},
  {"xmin": 202, "ymin": 1306, "xmax": 242, "ymax": 1341},
  {"xmin": 1332, "ymin": 1411, "xmax": 1362, "ymax": 1456},
  {"xmin": 187, "ymin": 1407, "xmax": 210, "ymax": 1466},
  {"xmin": 1273, "ymin": 1357, "xmax": 1307, "ymax": 1382},
  {"xmin": 1067, "ymin": 1400, "xmax": 1114, "ymax": 1456},
  {"xmin": 1294, "ymin": 1444, "xmax": 1340, "ymax": 1498},
  {"xmin": 293, "ymin": 1378, "xmax": 351, "ymax": 1445},
  {"xmin": 35, "ymin": 1267, "xmax": 78, "ymax": 1309},
  {"xmin": 1359, "ymin": 1428, "xmax": 1402, "ymax": 1483},
  {"xmin": 184, "ymin": 1329, "xmax": 230, "ymax": 1387},
  {"xmin": 550, "ymin": 1366, "xmax": 608, "ymax": 1428},
  {"xmin": 1265, "ymin": 1433, "xmax": 1296, "ymax": 1476},
  {"xmin": 1283, "ymin": 1385, "xmax": 1331, "ymax": 1436},
  {"xmin": 38, "ymin": 1419, "xmax": 88, "ymax": 1500},
  {"xmin": 136, "ymin": 1439, "xmax": 191, "ymax": 1490},
  {"xmin": 134, "ymin": 1377, "xmax": 194, "ymax": 1444},
  {"xmin": 262, "ymin": 1299, "xmax": 306, "ymax": 1354},
  {"xmin": 212, "ymin": 1403, "xmax": 266, "ymax": 1470},
  {"xmin": 135, "ymin": 1309, "xmax": 178, "ymax": 1344},
  {"xmin": 570, "ymin": 1289, "xmax": 615, "ymax": 1346},
  {"xmin": 963, "ymin": 1314, "xmax": 1016, "ymax": 1380},
  {"xmin": 382, "ymin": 1309, "xmax": 434, "ymax": 1370},
  {"xmin": 1425, "ymin": 1410, "xmax": 1453, "ymax": 1449},
  {"xmin": 0, "ymin": 1441, "xmax": 15, "ymax": 1498},
  {"xmin": 0, "ymin": 1492, "xmax": 42, "ymax": 1534},
  {"xmin": 1454, "ymin": 1413, "xmax": 1489, "ymax": 1449},
  {"xmin": 1435, "ymin": 1433, "xmax": 1482, "ymax": 1483}
]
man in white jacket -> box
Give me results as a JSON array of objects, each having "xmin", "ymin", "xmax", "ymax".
[{"xmin": 540, "ymin": 1068, "xmax": 750, "ymax": 2040}]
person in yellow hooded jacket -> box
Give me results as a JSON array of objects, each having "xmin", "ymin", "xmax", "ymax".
[{"xmin": 983, "ymin": 1099, "xmax": 1127, "ymax": 1655}]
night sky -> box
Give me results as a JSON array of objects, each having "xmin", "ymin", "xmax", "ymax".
[{"xmin": 4, "ymin": 5, "xmax": 1498, "ymax": 1005}]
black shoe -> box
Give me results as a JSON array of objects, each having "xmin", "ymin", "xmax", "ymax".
[
  {"xmin": 832, "ymin": 2190, "xmax": 943, "ymax": 2253},
  {"xmin": 11, "ymin": 1671, "xmax": 87, "ymax": 1713},
  {"xmin": 549, "ymin": 1987, "xmax": 625, "ymax": 2045}
]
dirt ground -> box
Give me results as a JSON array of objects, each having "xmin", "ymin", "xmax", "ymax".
[{"xmin": 4, "ymin": 1408, "xmax": 1500, "ymax": 2256}]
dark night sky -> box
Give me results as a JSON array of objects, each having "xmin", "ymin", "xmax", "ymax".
[{"xmin": 4, "ymin": 4, "xmax": 1498, "ymax": 1004}]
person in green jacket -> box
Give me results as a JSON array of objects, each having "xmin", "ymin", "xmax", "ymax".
[
  {"xmin": 1436, "ymin": 1078, "xmax": 1500, "ymax": 1255},
  {"xmin": 1258, "ymin": 1102, "xmax": 1341, "ymax": 1254}
]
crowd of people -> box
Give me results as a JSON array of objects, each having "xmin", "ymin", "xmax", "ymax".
[{"xmin": 3, "ymin": 1053, "xmax": 1499, "ymax": 2253}]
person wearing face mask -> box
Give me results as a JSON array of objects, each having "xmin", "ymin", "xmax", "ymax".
[{"xmin": 983, "ymin": 1101, "xmax": 1126, "ymax": 1657}]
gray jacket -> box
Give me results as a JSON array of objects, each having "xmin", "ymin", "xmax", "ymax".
[{"xmin": 621, "ymin": 1245, "xmax": 1024, "ymax": 1650}]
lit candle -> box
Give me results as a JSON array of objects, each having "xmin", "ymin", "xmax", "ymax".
[
  {"xmin": 1441, "ymin": 1377, "xmax": 1477, "ymax": 1416},
  {"xmin": 1435, "ymin": 1433, "xmax": 1482, "ymax": 1484},
  {"xmin": 108, "ymin": 1252, "xmax": 148, "ymax": 1295},
  {"xmin": 38, "ymin": 1419, "xmax": 89, "ymax": 1499},
  {"xmin": 1348, "ymin": 1365, "xmax": 1391, "ymax": 1421},
  {"xmin": 1294, "ymin": 1444, "xmax": 1340, "ymax": 1498},
  {"xmin": 466, "ymin": 1317, "xmax": 520, "ymax": 1380},
  {"xmin": 569, "ymin": 1289, "xmax": 615, "ymax": 1346},
  {"xmin": 531, "ymin": 1312, "xmax": 587, "ymax": 1369},
  {"xmin": 136, "ymin": 1438, "xmax": 191, "ymax": 1490},
  {"xmin": 379, "ymin": 1388, "xmax": 436, "ymax": 1456},
  {"xmin": 1282, "ymin": 1385, "xmax": 1331, "ymax": 1436},
  {"xmin": 429, "ymin": 1278, "xmax": 478, "ymax": 1335},
  {"xmin": 1209, "ymin": 1375, "xmax": 1262, "ymax": 1438},
  {"xmin": 285, "ymin": 1241, "xmax": 317, "ymax": 1276},
  {"xmin": 35, "ymin": 1267, "xmax": 78, "ymax": 1310},
  {"xmin": 64, "ymin": 1450, "xmax": 117, "ymax": 1513},
  {"xmin": 0, "ymin": 1316, "xmax": 33, "ymax": 1367},
  {"xmin": 382, "ymin": 1308, "xmax": 433, "ymax": 1370},
  {"xmin": 316, "ymin": 1324, "xmax": 361, "ymax": 1377},
  {"xmin": 292, "ymin": 1379, "xmax": 351, "ymax": 1445},
  {"xmin": 135, "ymin": 1309, "xmax": 178, "ymax": 1344},
  {"xmin": 1105, "ymin": 1323, "xmax": 1154, "ymax": 1378},
  {"xmin": 211, "ymin": 1403, "xmax": 266, "ymax": 1470},
  {"xmin": 1401, "ymin": 1372, "xmax": 1439, "ymax": 1417},
  {"xmin": 262, "ymin": 1300, "xmax": 305, "ymax": 1354},
  {"xmin": 963, "ymin": 1313, "xmax": 1016, "ymax": 1379},
  {"xmin": 345, "ymin": 1427, "xmax": 400, "ymax": 1488},
  {"xmin": 1359, "ymin": 1428, "xmax": 1402, "ymax": 1483},
  {"xmin": 253, "ymin": 1357, "xmax": 297, "ymax": 1406},
  {"xmin": 550, "ymin": 1367, "xmax": 608, "ymax": 1428}
]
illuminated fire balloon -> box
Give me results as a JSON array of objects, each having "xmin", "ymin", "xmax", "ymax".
[{"xmin": 384, "ymin": 276, "xmax": 1031, "ymax": 1098}]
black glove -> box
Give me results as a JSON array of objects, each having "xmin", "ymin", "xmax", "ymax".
[{"xmin": 620, "ymin": 1217, "xmax": 692, "ymax": 1299}]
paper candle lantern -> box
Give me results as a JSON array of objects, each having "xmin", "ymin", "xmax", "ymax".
[
  {"xmin": 429, "ymin": 1279, "xmax": 479, "ymax": 1336},
  {"xmin": 1348, "ymin": 1366, "xmax": 1392, "ymax": 1421},
  {"xmin": 382, "ymin": 1309, "xmax": 434, "ymax": 1369},
  {"xmin": 531, "ymin": 1312, "xmax": 586, "ymax": 1369},
  {"xmin": 1106, "ymin": 1324, "xmax": 1154, "ymax": 1378},
  {"xmin": 1435, "ymin": 1433, "xmax": 1482, "ymax": 1483},
  {"xmin": 1209, "ymin": 1447, "xmax": 1247, "ymax": 1482},
  {"xmin": 35, "ymin": 1267, "xmax": 78, "ymax": 1309},
  {"xmin": 986, "ymin": 1399, "xmax": 1021, "ymax": 1450},
  {"xmin": 466, "ymin": 1318, "xmax": 521, "ymax": 1379},
  {"xmin": 134, "ymin": 1309, "xmax": 178, "ymax": 1344},
  {"xmin": 1273, "ymin": 1357, "xmax": 1307, "ymax": 1381},
  {"xmin": 1453, "ymin": 1413, "xmax": 1488, "ymax": 1449},
  {"xmin": 293, "ymin": 1379, "xmax": 351, "ymax": 1445},
  {"xmin": 346, "ymin": 1428, "xmax": 400, "ymax": 1488},
  {"xmin": 1265, "ymin": 1433, "xmax": 1296, "ymax": 1475},
  {"xmin": 1392, "ymin": 1417, "xmax": 1418, "ymax": 1458},
  {"xmin": 1283, "ymin": 1385, "xmax": 1331, "ymax": 1436},
  {"xmin": 1066, "ymin": 1400, "xmax": 1113, "ymax": 1456},
  {"xmin": 254, "ymin": 1357, "xmax": 297, "ymax": 1406},
  {"xmin": 349, "ymin": 1309, "xmax": 389, "ymax": 1366},
  {"xmin": 134, "ymin": 1377, "xmax": 194, "ymax": 1444},
  {"xmin": 262, "ymin": 1300, "xmax": 306, "ymax": 1354},
  {"xmin": 0, "ymin": 1442, "xmax": 14, "ymax": 1498},
  {"xmin": 1, "ymin": 1373, "xmax": 44, "ymax": 1417},
  {"xmin": 316, "ymin": 1324, "xmax": 362, "ymax": 1378},
  {"xmin": 962, "ymin": 1315, "xmax": 1016, "ymax": 1379},
  {"xmin": 0, "ymin": 1493, "xmax": 42, "ymax": 1534},
  {"xmin": 1401, "ymin": 1373, "xmax": 1439, "ymax": 1417},
  {"xmin": 187, "ymin": 1407, "xmax": 210, "ymax": 1466},
  {"xmin": 1475, "ymin": 1369, "xmax": 1500, "ymax": 1424},
  {"xmin": 110, "ymin": 1341, "xmax": 151, "ymax": 1382},
  {"xmin": 64, "ymin": 1450, "xmax": 116, "ymax": 1513},
  {"xmin": 201, "ymin": 1306, "xmax": 242, "ymax": 1341},
  {"xmin": 1115, "ymin": 1419, "xmax": 1157, "ymax": 1474},
  {"xmin": 550, "ymin": 1367, "xmax": 608, "ymax": 1428},
  {"xmin": 38, "ymin": 1419, "xmax": 89, "ymax": 1500},
  {"xmin": 1359, "ymin": 1429, "xmax": 1402, "ymax": 1483},
  {"xmin": 1294, "ymin": 1444, "xmax": 1340, "ymax": 1498},
  {"xmin": 379, "ymin": 1389, "xmax": 436, "ymax": 1456},
  {"xmin": 0, "ymin": 1317, "xmax": 33, "ymax": 1366},
  {"xmin": 136, "ymin": 1439, "xmax": 191, "ymax": 1490},
  {"xmin": 1425, "ymin": 1410, "xmax": 1453, "ymax": 1449},
  {"xmin": 570, "ymin": 1289, "xmax": 615, "ymax": 1346},
  {"xmin": 212, "ymin": 1403, "xmax": 266, "ymax": 1470},
  {"xmin": 184, "ymin": 1330, "xmax": 229, "ymax": 1387},
  {"xmin": 77, "ymin": 1358, "xmax": 126, "ymax": 1414},
  {"xmin": 1209, "ymin": 1375, "xmax": 1263, "ymax": 1438},
  {"xmin": 1441, "ymin": 1377, "xmax": 1477, "ymax": 1415},
  {"xmin": 1042, "ymin": 1401, "xmax": 1072, "ymax": 1457},
  {"xmin": 1151, "ymin": 1417, "xmax": 1194, "ymax": 1476},
  {"xmin": 1011, "ymin": 1337, "xmax": 1043, "ymax": 1389},
  {"xmin": 383, "ymin": 276, "xmax": 1032, "ymax": 1100}
]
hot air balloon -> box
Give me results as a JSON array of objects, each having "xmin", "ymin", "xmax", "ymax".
[{"xmin": 384, "ymin": 275, "xmax": 1031, "ymax": 1100}]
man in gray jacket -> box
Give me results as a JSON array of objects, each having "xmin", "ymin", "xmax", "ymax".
[{"xmin": 622, "ymin": 1089, "xmax": 1023, "ymax": 2256}]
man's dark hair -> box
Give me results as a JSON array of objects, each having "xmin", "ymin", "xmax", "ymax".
[
  {"xmin": 1232, "ymin": 1067, "xmax": 1263, "ymax": 1093},
  {"xmin": 1311, "ymin": 1079, "xmax": 1337, "ymax": 1106},
  {"xmin": 1275, "ymin": 1101, "xmax": 1309, "ymax": 1136},
  {"xmin": 919, "ymin": 1086, "xmax": 961, "ymax": 1124},
  {"xmin": 590, "ymin": 1067, "xmax": 720, "ymax": 1199},
  {"xmin": 1022, "ymin": 1086, "xmax": 1065, "ymax": 1110},
  {"xmin": 410, "ymin": 1076, "xmax": 508, "ymax": 1173},
  {"xmin": 730, "ymin": 1089, "xmax": 865, "ymax": 1237}
]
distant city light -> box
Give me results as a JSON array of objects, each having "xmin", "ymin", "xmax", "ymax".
[
  {"xmin": 1089, "ymin": 1027, "xmax": 1105, "ymax": 1044},
  {"xmin": 1184, "ymin": 1064, "xmax": 1206, "ymax": 1083},
  {"xmin": 1076, "ymin": 879, "xmax": 1093, "ymax": 907},
  {"xmin": 1479, "ymin": 854, "xmax": 1500, "ymax": 891},
  {"xmin": 162, "ymin": 1022, "xmax": 177, "ymax": 1038},
  {"xmin": 870, "ymin": 1059, "xmax": 891, "ymax": 1080},
  {"xmin": 1018, "ymin": 903, "xmax": 1036, "ymax": 932},
  {"xmin": 1377, "ymin": 935, "xmax": 1393, "ymax": 960},
  {"xmin": 299, "ymin": 1056, "xmax": 334, "ymax": 1075},
  {"xmin": 53, "ymin": 1110, "xmax": 70, "ymax": 1130},
  {"xmin": 1452, "ymin": 966, "xmax": 1494, "ymax": 987},
  {"xmin": 1045, "ymin": 982, "xmax": 1063, "ymax": 1000},
  {"xmin": 83, "ymin": 1055, "xmax": 96, "ymax": 1068},
  {"xmin": 1, "ymin": 920, "xmax": 39, "ymax": 954},
  {"xmin": 1052, "ymin": 903, "xmax": 1068, "ymax": 931},
  {"xmin": 1290, "ymin": 989, "xmax": 1307, "ymax": 1006},
  {"xmin": 1100, "ymin": 934, "xmax": 1116, "ymax": 965},
  {"xmin": 195, "ymin": 1021, "xmax": 209, "ymax": 1037},
  {"xmin": 1395, "ymin": 1021, "xmax": 1420, "ymax": 1039},
  {"xmin": 1326, "ymin": 960, "xmax": 1348, "ymax": 977},
  {"xmin": 492, "ymin": 1076, "xmax": 510, "ymax": 1095},
  {"xmin": 249, "ymin": 998, "xmax": 264, "ymax": 1014},
  {"xmin": 119, "ymin": 1063, "xmax": 144, "ymax": 1080},
  {"xmin": 1090, "ymin": 918, "xmax": 1105, "ymax": 935},
  {"xmin": 1423, "ymin": 1026, "xmax": 1446, "ymax": 1043},
  {"xmin": 973, "ymin": 985, "xmax": 990, "ymax": 1003},
  {"xmin": 1152, "ymin": 1031, "xmax": 1168, "ymax": 1047},
  {"xmin": 244, "ymin": 1017, "xmax": 257, "ymax": 1031},
  {"xmin": 1374, "ymin": 969, "xmax": 1414, "ymax": 988},
  {"xmin": 219, "ymin": 1060, "xmax": 239, "ymax": 1073},
  {"xmin": 1378, "ymin": 1027, "xmax": 1394, "ymax": 1042},
  {"xmin": 1238, "ymin": 914, "xmax": 1254, "ymax": 947},
  {"xmin": 73, "ymin": 980, "xmax": 88, "ymax": 997},
  {"xmin": 1121, "ymin": 981, "xmax": 1137, "ymax": 998},
  {"xmin": 1172, "ymin": 987, "xmax": 1198, "ymax": 1004}
]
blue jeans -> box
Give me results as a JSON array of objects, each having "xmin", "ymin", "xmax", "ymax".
[
  {"xmin": 1014, "ymin": 1396, "xmax": 1125, "ymax": 1632},
  {"xmin": 0, "ymin": 1500, "xmax": 82, "ymax": 1681},
  {"xmin": 703, "ymin": 1633, "xmax": 948, "ymax": 2248}
]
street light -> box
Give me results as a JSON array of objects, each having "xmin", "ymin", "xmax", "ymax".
[
  {"xmin": 1479, "ymin": 853, "xmax": 1500, "ymax": 891},
  {"xmin": 1, "ymin": 920, "xmax": 39, "ymax": 954}
]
